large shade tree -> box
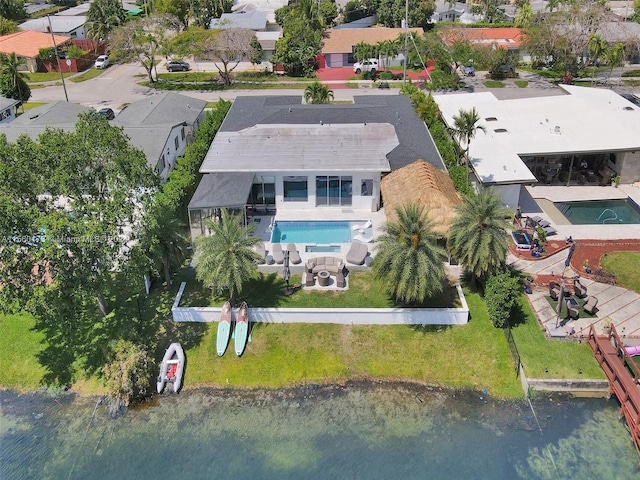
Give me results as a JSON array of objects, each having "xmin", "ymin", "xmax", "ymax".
[
  {"xmin": 205, "ymin": 28, "xmax": 258, "ymax": 86},
  {"xmin": 448, "ymin": 188, "xmax": 512, "ymax": 283},
  {"xmin": 373, "ymin": 203, "xmax": 447, "ymax": 305},
  {"xmin": 452, "ymin": 107, "xmax": 485, "ymax": 178},
  {"xmin": 193, "ymin": 209, "xmax": 261, "ymax": 301},
  {"xmin": 109, "ymin": 15, "xmax": 181, "ymax": 83}
]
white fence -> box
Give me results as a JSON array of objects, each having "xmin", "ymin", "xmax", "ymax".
[{"xmin": 172, "ymin": 283, "xmax": 469, "ymax": 325}]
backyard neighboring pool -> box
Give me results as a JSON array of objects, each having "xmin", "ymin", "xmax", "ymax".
[
  {"xmin": 271, "ymin": 221, "xmax": 370, "ymax": 244},
  {"xmin": 554, "ymin": 199, "xmax": 640, "ymax": 225}
]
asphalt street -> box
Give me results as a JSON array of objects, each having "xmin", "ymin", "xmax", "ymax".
[{"xmin": 30, "ymin": 62, "xmax": 639, "ymax": 111}]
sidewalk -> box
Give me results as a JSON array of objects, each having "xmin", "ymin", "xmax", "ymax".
[{"xmin": 509, "ymin": 249, "xmax": 640, "ymax": 339}]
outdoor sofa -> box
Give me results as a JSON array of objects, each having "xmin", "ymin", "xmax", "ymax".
[{"xmin": 306, "ymin": 256, "xmax": 345, "ymax": 275}]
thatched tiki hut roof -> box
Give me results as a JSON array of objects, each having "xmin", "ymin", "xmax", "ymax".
[{"xmin": 380, "ymin": 160, "xmax": 463, "ymax": 235}]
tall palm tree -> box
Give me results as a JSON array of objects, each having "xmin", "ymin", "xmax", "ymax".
[
  {"xmin": 304, "ymin": 81, "xmax": 334, "ymax": 104},
  {"xmin": 604, "ymin": 42, "xmax": 625, "ymax": 85},
  {"xmin": 353, "ymin": 41, "xmax": 374, "ymax": 70},
  {"xmin": 0, "ymin": 52, "xmax": 30, "ymax": 103},
  {"xmin": 376, "ymin": 39, "xmax": 399, "ymax": 71},
  {"xmin": 373, "ymin": 203, "xmax": 447, "ymax": 305},
  {"xmin": 587, "ymin": 34, "xmax": 606, "ymax": 85},
  {"xmin": 452, "ymin": 107, "xmax": 485, "ymax": 178},
  {"xmin": 193, "ymin": 209, "xmax": 261, "ymax": 301},
  {"xmin": 448, "ymin": 188, "xmax": 512, "ymax": 284},
  {"xmin": 86, "ymin": 0, "xmax": 126, "ymax": 44}
]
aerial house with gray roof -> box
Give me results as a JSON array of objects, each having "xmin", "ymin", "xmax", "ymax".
[{"xmin": 188, "ymin": 95, "xmax": 444, "ymax": 239}]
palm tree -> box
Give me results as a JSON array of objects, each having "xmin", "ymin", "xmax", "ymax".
[
  {"xmin": 304, "ymin": 81, "xmax": 334, "ymax": 104},
  {"xmin": 86, "ymin": 0, "xmax": 126, "ymax": 44},
  {"xmin": 353, "ymin": 41, "xmax": 374, "ymax": 70},
  {"xmin": 373, "ymin": 203, "xmax": 447, "ymax": 305},
  {"xmin": 0, "ymin": 52, "xmax": 30, "ymax": 103},
  {"xmin": 447, "ymin": 188, "xmax": 512, "ymax": 284},
  {"xmin": 376, "ymin": 39, "xmax": 399, "ymax": 71},
  {"xmin": 193, "ymin": 209, "xmax": 261, "ymax": 302},
  {"xmin": 452, "ymin": 107, "xmax": 485, "ymax": 178},
  {"xmin": 604, "ymin": 42, "xmax": 625, "ymax": 85},
  {"xmin": 587, "ymin": 34, "xmax": 606, "ymax": 85}
]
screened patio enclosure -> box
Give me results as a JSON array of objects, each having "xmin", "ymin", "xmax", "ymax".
[{"xmin": 188, "ymin": 172, "xmax": 254, "ymax": 241}]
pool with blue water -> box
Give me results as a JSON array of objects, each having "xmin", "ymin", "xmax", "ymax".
[
  {"xmin": 271, "ymin": 221, "xmax": 369, "ymax": 244},
  {"xmin": 555, "ymin": 199, "xmax": 640, "ymax": 225}
]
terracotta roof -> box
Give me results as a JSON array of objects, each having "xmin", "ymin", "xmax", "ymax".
[
  {"xmin": 0, "ymin": 30, "xmax": 71, "ymax": 58},
  {"xmin": 380, "ymin": 160, "xmax": 462, "ymax": 235},
  {"xmin": 438, "ymin": 27, "xmax": 523, "ymax": 50},
  {"xmin": 322, "ymin": 27, "xmax": 424, "ymax": 54}
]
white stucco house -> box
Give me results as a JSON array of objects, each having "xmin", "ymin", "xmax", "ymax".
[
  {"xmin": 434, "ymin": 85, "xmax": 640, "ymax": 208},
  {"xmin": 19, "ymin": 15, "xmax": 88, "ymax": 40},
  {"xmin": 188, "ymin": 95, "xmax": 444, "ymax": 239}
]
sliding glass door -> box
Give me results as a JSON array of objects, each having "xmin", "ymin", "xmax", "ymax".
[{"xmin": 316, "ymin": 176, "xmax": 352, "ymax": 206}]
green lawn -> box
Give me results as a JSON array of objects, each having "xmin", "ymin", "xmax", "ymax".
[
  {"xmin": 182, "ymin": 288, "xmax": 523, "ymax": 398},
  {"xmin": 0, "ymin": 314, "xmax": 47, "ymax": 390},
  {"xmin": 510, "ymin": 296, "xmax": 604, "ymax": 379},
  {"xmin": 26, "ymin": 72, "xmax": 74, "ymax": 83},
  {"xmin": 69, "ymin": 68, "xmax": 106, "ymax": 83},
  {"xmin": 484, "ymin": 80, "xmax": 505, "ymax": 88},
  {"xmin": 181, "ymin": 270, "xmax": 461, "ymax": 309},
  {"xmin": 514, "ymin": 80, "xmax": 528, "ymax": 88},
  {"xmin": 601, "ymin": 251, "xmax": 640, "ymax": 293}
]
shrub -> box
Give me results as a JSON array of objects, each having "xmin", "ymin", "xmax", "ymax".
[{"xmin": 485, "ymin": 271, "xmax": 521, "ymax": 328}]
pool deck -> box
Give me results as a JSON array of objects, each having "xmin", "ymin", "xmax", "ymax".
[
  {"xmin": 251, "ymin": 208, "xmax": 387, "ymax": 266},
  {"xmin": 519, "ymin": 183, "xmax": 640, "ymax": 240}
]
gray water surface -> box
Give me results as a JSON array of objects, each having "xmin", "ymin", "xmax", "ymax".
[{"xmin": 1, "ymin": 382, "xmax": 638, "ymax": 479}]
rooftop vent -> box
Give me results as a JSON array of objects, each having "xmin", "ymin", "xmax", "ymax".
[
  {"xmin": 485, "ymin": 117, "xmax": 497, "ymax": 121},
  {"xmin": 624, "ymin": 106, "xmax": 634, "ymax": 111},
  {"xmin": 494, "ymin": 128, "xmax": 508, "ymax": 133}
]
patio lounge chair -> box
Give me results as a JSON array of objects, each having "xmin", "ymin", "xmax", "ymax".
[
  {"xmin": 566, "ymin": 299, "xmax": 579, "ymax": 320},
  {"xmin": 353, "ymin": 234, "xmax": 374, "ymax": 243},
  {"xmin": 549, "ymin": 281, "xmax": 561, "ymax": 301},
  {"xmin": 272, "ymin": 243, "xmax": 285, "ymax": 264},
  {"xmin": 583, "ymin": 296, "xmax": 598, "ymax": 315},
  {"xmin": 287, "ymin": 243, "xmax": 302, "ymax": 264},
  {"xmin": 542, "ymin": 225, "xmax": 557, "ymax": 236},
  {"xmin": 346, "ymin": 241, "xmax": 368, "ymax": 265},
  {"xmin": 351, "ymin": 220, "xmax": 372, "ymax": 231},
  {"xmin": 573, "ymin": 280, "xmax": 587, "ymax": 298}
]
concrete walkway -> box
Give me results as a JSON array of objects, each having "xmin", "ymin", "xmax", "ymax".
[{"xmin": 508, "ymin": 250, "xmax": 640, "ymax": 339}]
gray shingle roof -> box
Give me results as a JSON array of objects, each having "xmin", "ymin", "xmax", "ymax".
[
  {"xmin": 115, "ymin": 92, "xmax": 207, "ymax": 127},
  {"xmin": 189, "ymin": 172, "xmax": 255, "ymax": 209},
  {"xmin": 0, "ymin": 101, "xmax": 90, "ymax": 141},
  {"xmin": 218, "ymin": 95, "xmax": 443, "ymax": 172}
]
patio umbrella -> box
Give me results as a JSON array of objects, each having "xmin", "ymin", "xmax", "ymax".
[
  {"xmin": 564, "ymin": 242, "xmax": 576, "ymax": 268},
  {"xmin": 283, "ymin": 250, "xmax": 291, "ymax": 294},
  {"xmin": 555, "ymin": 278, "xmax": 564, "ymax": 329}
]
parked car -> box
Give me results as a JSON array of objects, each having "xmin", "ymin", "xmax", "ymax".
[
  {"xmin": 94, "ymin": 55, "xmax": 109, "ymax": 69},
  {"xmin": 490, "ymin": 64, "xmax": 517, "ymax": 79},
  {"xmin": 167, "ymin": 60, "xmax": 190, "ymax": 72},
  {"xmin": 353, "ymin": 59, "xmax": 378, "ymax": 74},
  {"xmin": 462, "ymin": 65, "xmax": 475, "ymax": 77},
  {"xmin": 97, "ymin": 108, "xmax": 115, "ymax": 120}
]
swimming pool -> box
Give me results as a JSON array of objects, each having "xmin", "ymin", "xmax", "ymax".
[
  {"xmin": 554, "ymin": 199, "xmax": 640, "ymax": 225},
  {"xmin": 271, "ymin": 221, "xmax": 370, "ymax": 244}
]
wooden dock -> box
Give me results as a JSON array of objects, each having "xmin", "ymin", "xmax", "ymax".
[{"xmin": 588, "ymin": 324, "xmax": 640, "ymax": 456}]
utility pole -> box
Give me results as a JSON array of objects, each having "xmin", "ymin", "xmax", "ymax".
[
  {"xmin": 47, "ymin": 15, "xmax": 69, "ymax": 102},
  {"xmin": 403, "ymin": 0, "xmax": 408, "ymax": 87}
]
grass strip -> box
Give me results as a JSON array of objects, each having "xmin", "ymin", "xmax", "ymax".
[{"xmin": 601, "ymin": 251, "xmax": 640, "ymax": 293}]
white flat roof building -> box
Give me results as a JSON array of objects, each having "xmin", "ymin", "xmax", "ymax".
[{"xmin": 434, "ymin": 85, "xmax": 640, "ymax": 186}]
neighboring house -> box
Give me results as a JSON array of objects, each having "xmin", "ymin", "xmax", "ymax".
[
  {"xmin": 321, "ymin": 27, "xmax": 424, "ymax": 68},
  {"xmin": 0, "ymin": 93, "xmax": 207, "ymax": 182},
  {"xmin": 210, "ymin": 5, "xmax": 269, "ymax": 30},
  {"xmin": 114, "ymin": 92, "xmax": 208, "ymax": 181},
  {"xmin": 19, "ymin": 16, "xmax": 88, "ymax": 40},
  {"xmin": 255, "ymin": 31, "xmax": 281, "ymax": 63},
  {"xmin": 0, "ymin": 30, "xmax": 71, "ymax": 72},
  {"xmin": 188, "ymin": 95, "xmax": 443, "ymax": 239},
  {"xmin": 430, "ymin": 1, "xmax": 468, "ymax": 23},
  {"xmin": 0, "ymin": 96, "xmax": 20, "ymax": 123},
  {"xmin": 439, "ymin": 27, "xmax": 523, "ymax": 53},
  {"xmin": 434, "ymin": 85, "xmax": 640, "ymax": 208}
]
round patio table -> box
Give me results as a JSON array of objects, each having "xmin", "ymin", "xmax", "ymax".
[{"xmin": 317, "ymin": 270, "xmax": 330, "ymax": 287}]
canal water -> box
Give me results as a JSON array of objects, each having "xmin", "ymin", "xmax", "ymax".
[{"xmin": 1, "ymin": 382, "xmax": 638, "ymax": 479}]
